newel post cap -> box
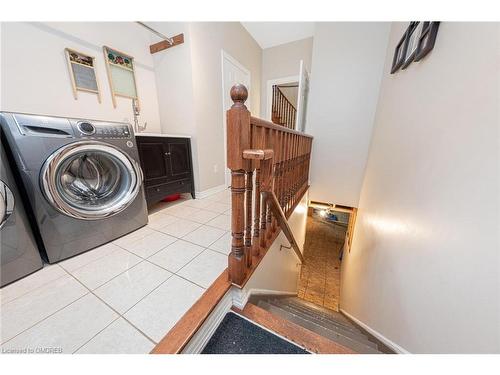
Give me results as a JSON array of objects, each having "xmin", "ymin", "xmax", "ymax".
[{"xmin": 230, "ymin": 84, "xmax": 248, "ymax": 108}]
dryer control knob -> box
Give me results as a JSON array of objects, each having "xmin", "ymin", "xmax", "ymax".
[{"xmin": 78, "ymin": 122, "xmax": 95, "ymax": 135}]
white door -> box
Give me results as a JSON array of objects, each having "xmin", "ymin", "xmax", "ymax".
[
  {"xmin": 221, "ymin": 51, "xmax": 251, "ymax": 186},
  {"xmin": 295, "ymin": 60, "xmax": 310, "ymax": 132}
]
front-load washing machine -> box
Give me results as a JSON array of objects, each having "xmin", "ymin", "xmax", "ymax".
[
  {"xmin": 1, "ymin": 133, "xmax": 43, "ymax": 286},
  {"xmin": 0, "ymin": 112, "xmax": 148, "ymax": 263}
]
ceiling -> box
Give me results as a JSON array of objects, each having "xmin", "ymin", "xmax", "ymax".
[{"xmin": 241, "ymin": 22, "xmax": 315, "ymax": 49}]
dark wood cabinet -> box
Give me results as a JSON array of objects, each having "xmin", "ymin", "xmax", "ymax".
[{"xmin": 136, "ymin": 135, "xmax": 195, "ymax": 207}]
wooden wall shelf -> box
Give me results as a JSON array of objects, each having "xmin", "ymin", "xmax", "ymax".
[{"xmin": 150, "ymin": 33, "xmax": 184, "ymax": 54}]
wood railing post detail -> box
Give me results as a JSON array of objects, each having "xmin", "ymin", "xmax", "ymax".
[
  {"xmin": 227, "ymin": 84, "xmax": 251, "ymax": 285},
  {"xmin": 244, "ymin": 170, "xmax": 253, "ymax": 268}
]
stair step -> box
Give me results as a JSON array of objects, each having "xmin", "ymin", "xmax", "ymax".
[
  {"xmin": 267, "ymin": 299, "xmax": 370, "ymax": 342},
  {"xmin": 270, "ymin": 299, "xmax": 361, "ymax": 333},
  {"xmin": 283, "ymin": 298, "xmax": 354, "ymax": 326},
  {"xmin": 257, "ymin": 301, "xmax": 381, "ymax": 354}
]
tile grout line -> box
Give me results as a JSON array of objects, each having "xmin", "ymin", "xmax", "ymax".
[
  {"xmin": 64, "ymin": 268, "xmax": 159, "ymax": 352},
  {"xmin": 58, "ymin": 246, "xmax": 123, "ymax": 275},
  {"xmin": 1, "ymin": 194, "xmax": 230, "ymax": 351},
  {"xmin": 0, "ymin": 291, "xmax": 91, "ymax": 346},
  {"xmin": 117, "ymin": 245, "xmax": 210, "ymax": 291},
  {"xmin": 0, "ymin": 264, "xmax": 69, "ymax": 307}
]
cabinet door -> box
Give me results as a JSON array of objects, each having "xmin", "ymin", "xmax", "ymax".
[
  {"xmin": 165, "ymin": 139, "xmax": 192, "ymax": 182},
  {"xmin": 137, "ymin": 140, "xmax": 170, "ymax": 186}
]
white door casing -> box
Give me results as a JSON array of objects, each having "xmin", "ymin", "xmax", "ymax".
[
  {"xmin": 221, "ymin": 50, "xmax": 251, "ymax": 187},
  {"xmin": 296, "ymin": 60, "xmax": 310, "ymax": 132}
]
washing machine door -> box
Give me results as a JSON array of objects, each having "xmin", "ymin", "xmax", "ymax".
[
  {"xmin": 0, "ymin": 180, "xmax": 15, "ymax": 229},
  {"xmin": 40, "ymin": 141, "xmax": 143, "ymax": 220}
]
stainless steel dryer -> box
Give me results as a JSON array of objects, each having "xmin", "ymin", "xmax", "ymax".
[
  {"xmin": 0, "ymin": 112, "xmax": 148, "ymax": 263},
  {"xmin": 1, "ymin": 136, "xmax": 43, "ymax": 287}
]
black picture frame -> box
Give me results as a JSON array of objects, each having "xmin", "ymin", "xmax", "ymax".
[
  {"xmin": 414, "ymin": 22, "xmax": 440, "ymax": 61},
  {"xmin": 401, "ymin": 22, "xmax": 423, "ymax": 69},
  {"xmin": 390, "ymin": 31, "xmax": 409, "ymax": 74}
]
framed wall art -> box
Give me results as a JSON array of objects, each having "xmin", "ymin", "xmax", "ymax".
[
  {"xmin": 390, "ymin": 31, "xmax": 409, "ymax": 74},
  {"xmin": 103, "ymin": 46, "xmax": 139, "ymax": 108},
  {"xmin": 391, "ymin": 21, "xmax": 441, "ymax": 74},
  {"xmin": 402, "ymin": 22, "xmax": 424, "ymax": 69},
  {"xmin": 415, "ymin": 22, "xmax": 440, "ymax": 61},
  {"xmin": 65, "ymin": 48, "xmax": 101, "ymax": 102}
]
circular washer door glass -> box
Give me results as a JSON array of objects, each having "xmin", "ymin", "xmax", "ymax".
[
  {"xmin": 41, "ymin": 142, "xmax": 142, "ymax": 220},
  {"xmin": 0, "ymin": 180, "xmax": 15, "ymax": 229}
]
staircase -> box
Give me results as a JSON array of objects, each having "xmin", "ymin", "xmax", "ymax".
[
  {"xmin": 249, "ymin": 296, "xmax": 393, "ymax": 354},
  {"xmin": 272, "ymin": 85, "xmax": 297, "ymax": 129}
]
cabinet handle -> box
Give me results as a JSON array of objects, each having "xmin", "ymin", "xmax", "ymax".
[{"xmin": 164, "ymin": 152, "xmax": 171, "ymax": 156}]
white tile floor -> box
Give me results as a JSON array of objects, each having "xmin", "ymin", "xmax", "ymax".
[{"xmin": 0, "ymin": 190, "xmax": 231, "ymax": 354}]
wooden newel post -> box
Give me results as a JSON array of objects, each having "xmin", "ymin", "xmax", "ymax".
[{"xmin": 227, "ymin": 84, "xmax": 251, "ymax": 285}]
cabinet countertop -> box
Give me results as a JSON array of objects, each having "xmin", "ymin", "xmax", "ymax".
[{"xmin": 135, "ymin": 132, "xmax": 191, "ymax": 139}]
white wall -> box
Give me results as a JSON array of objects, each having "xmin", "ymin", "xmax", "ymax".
[
  {"xmin": 306, "ymin": 23, "xmax": 390, "ymax": 207},
  {"xmin": 260, "ymin": 37, "xmax": 313, "ymax": 117},
  {"xmin": 340, "ymin": 22, "xmax": 500, "ymax": 353},
  {"xmin": 189, "ymin": 22, "xmax": 262, "ymax": 192},
  {"xmin": 151, "ymin": 22, "xmax": 262, "ymax": 194},
  {"xmin": 0, "ymin": 22, "xmax": 161, "ymax": 132}
]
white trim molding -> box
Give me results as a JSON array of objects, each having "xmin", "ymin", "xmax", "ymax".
[
  {"xmin": 195, "ymin": 184, "xmax": 227, "ymax": 199},
  {"xmin": 232, "ymin": 288, "xmax": 297, "ymax": 310},
  {"xmin": 181, "ymin": 290, "xmax": 233, "ymax": 354},
  {"xmin": 340, "ymin": 308, "xmax": 411, "ymax": 354}
]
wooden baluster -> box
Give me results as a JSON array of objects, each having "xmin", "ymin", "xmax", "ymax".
[
  {"xmin": 273, "ymin": 86, "xmax": 277, "ymax": 121},
  {"xmin": 286, "ymin": 105, "xmax": 289, "ymax": 128},
  {"xmin": 290, "ymin": 135, "xmax": 300, "ymax": 213},
  {"xmin": 245, "ymin": 169, "xmax": 253, "ymax": 268},
  {"xmin": 260, "ymin": 127, "xmax": 270, "ymax": 249},
  {"xmin": 293, "ymin": 134, "xmax": 298, "ymax": 211},
  {"xmin": 266, "ymin": 130, "xmax": 274, "ymax": 236},
  {"xmin": 252, "ymin": 126, "xmax": 264, "ymax": 258},
  {"xmin": 272, "ymin": 130, "xmax": 280, "ymax": 232},
  {"xmin": 280, "ymin": 91, "xmax": 285, "ymax": 125},
  {"xmin": 281, "ymin": 132, "xmax": 288, "ymax": 212},
  {"xmin": 227, "ymin": 84, "xmax": 251, "ymax": 285},
  {"xmin": 277, "ymin": 131, "xmax": 284, "ymax": 213},
  {"xmin": 286, "ymin": 102, "xmax": 289, "ymax": 126}
]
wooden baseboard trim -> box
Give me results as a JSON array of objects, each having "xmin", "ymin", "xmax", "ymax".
[
  {"xmin": 151, "ymin": 269, "xmax": 231, "ymax": 354},
  {"xmin": 233, "ymin": 303, "xmax": 356, "ymax": 354}
]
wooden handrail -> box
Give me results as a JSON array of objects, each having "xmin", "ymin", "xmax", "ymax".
[
  {"xmin": 250, "ymin": 117, "xmax": 313, "ymax": 138},
  {"xmin": 262, "ymin": 191, "xmax": 305, "ymax": 264},
  {"xmin": 227, "ymin": 84, "xmax": 313, "ymax": 286}
]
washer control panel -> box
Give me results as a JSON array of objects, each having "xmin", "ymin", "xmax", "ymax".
[
  {"xmin": 77, "ymin": 122, "xmax": 96, "ymax": 135},
  {"xmin": 75, "ymin": 120, "xmax": 132, "ymax": 139},
  {"xmin": 94, "ymin": 125, "xmax": 131, "ymax": 139}
]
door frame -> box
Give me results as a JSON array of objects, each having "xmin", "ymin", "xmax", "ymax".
[
  {"xmin": 221, "ymin": 50, "xmax": 251, "ymax": 187},
  {"xmin": 266, "ymin": 75, "xmax": 299, "ymax": 122}
]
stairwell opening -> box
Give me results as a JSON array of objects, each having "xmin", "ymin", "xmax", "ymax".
[{"xmin": 297, "ymin": 201, "xmax": 357, "ymax": 312}]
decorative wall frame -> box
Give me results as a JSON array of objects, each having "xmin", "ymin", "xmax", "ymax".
[
  {"xmin": 103, "ymin": 46, "xmax": 139, "ymax": 108},
  {"xmin": 415, "ymin": 22, "xmax": 440, "ymax": 61},
  {"xmin": 402, "ymin": 22, "xmax": 423, "ymax": 69},
  {"xmin": 65, "ymin": 48, "xmax": 101, "ymax": 103},
  {"xmin": 390, "ymin": 31, "xmax": 409, "ymax": 74},
  {"xmin": 391, "ymin": 21, "xmax": 440, "ymax": 74}
]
